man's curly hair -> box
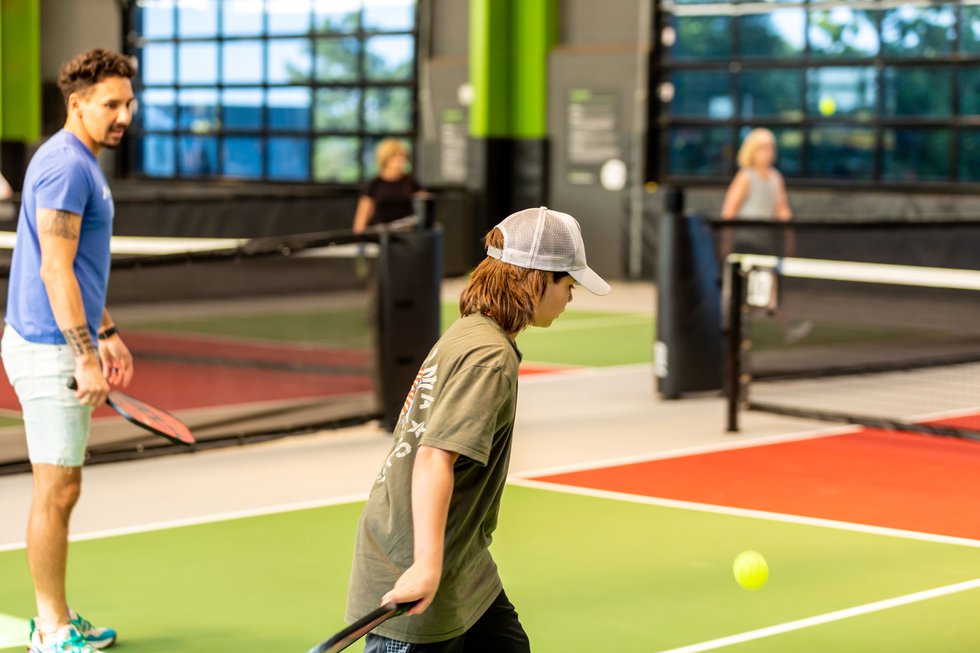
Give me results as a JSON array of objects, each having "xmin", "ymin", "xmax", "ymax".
[{"xmin": 58, "ymin": 49, "xmax": 136, "ymax": 105}]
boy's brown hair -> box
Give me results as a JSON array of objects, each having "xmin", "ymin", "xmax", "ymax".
[
  {"xmin": 459, "ymin": 228, "xmax": 568, "ymax": 334},
  {"xmin": 58, "ymin": 49, "xmax": 136, "ymax": 105}
]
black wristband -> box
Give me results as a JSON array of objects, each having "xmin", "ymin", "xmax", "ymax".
[{"xmin": 98, "ymin": 325, "xmax": 119, "ymax": 340}]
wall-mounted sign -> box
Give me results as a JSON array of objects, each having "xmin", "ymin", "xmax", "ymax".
[
  {"xmin": 439, "ymin": 108, "xmax": 468, "ymax": 183},
  {"xmin": 566, "ymin": 88, "xmax": 621, "ymax": 186}
]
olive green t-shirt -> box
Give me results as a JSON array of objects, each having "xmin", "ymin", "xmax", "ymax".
[{"xmin": 345, "ymin": 314, "xmax": 522, "ymax": 643}]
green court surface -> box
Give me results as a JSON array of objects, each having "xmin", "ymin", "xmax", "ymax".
[
  {"xmin": 2, "ymin": 484, "xmax": 978, "ymax": 652},
  {"xmin": 128, "ymin": 307, "xmax": 372, "ymax": 348},
  {"xmin": 442, "ymin": 303, "xmax": 654, "ymax": 367}
]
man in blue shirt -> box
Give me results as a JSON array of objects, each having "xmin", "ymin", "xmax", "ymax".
[{"xmin": 1, "ymin": 49, "xmax": 136, "ymax": 653}]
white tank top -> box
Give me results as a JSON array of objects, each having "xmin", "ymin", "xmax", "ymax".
[{"xmin": 737, "ymin": 169, "xmax": 780, "ymax": 220}]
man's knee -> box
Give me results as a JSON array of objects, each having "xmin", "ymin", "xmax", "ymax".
[{"xmin": 33, "ymin": 468, "xmax": 82, "ymax": 515}]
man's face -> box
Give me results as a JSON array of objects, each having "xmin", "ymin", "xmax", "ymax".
[
  {"xmin": 531, "ymin": 275, "xmax": 575, "ymax": 328},
  {"xmin": 73, "ymin": 76, "xmax": 135, "ymax": 150}
]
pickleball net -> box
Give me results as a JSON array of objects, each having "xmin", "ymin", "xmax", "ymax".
[
  {"xmin": 0, "ymin": 230, "xmax": 384, "ymax": 470},
  {"xmin": 725, "ymin": 254, "xmax": 980, "ymax": 441}
]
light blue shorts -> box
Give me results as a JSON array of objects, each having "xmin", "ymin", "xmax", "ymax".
[{"xmin": 1, "ymin": 326, "xmax": 93, "ymax": 466}]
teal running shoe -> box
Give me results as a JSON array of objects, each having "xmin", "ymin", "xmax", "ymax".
[
  {"xmin": 28, "ymin": 622, "xmax": 97, "ymax": 653},
  {"xmin": 69, "ymin": 611, "xmax": 116, "ymax": 650}
]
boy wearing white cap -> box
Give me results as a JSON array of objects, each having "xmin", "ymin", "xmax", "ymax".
[{"xmin": 345, "ymin": 207, "xmax": 609, "ymax": 652}]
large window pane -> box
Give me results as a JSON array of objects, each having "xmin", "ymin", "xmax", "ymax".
[
  {"xmin": 670, "ymin": 71, "xmax": 733, "ymax": 118},
  {"xmin": 808, "ymin": 127, "xmax": 875, "ymax": 180},
  {"xmin": 222, "ymin": 137, "xmax": 263, "ymax": 178},
  {"xmin": 960, "ymin": 67, "xmax": 980, "ymax": 117},
  {"xmin": 738, "ymin": 9, "xmax": 805, "ymax": 59},
  {"xmin": 140, "ymin": 89, "xmax": 176, "ymax": 130},
  {"xmin": 363, "ymin": 0, "xmax": 415, "ymax": 32},
  {"xmin": 142, "ymin": 135, "xmax": 176, "ymax": 177},
  {"xmin": 268, "ymin": 39, "xmax": 312, "ymax": 83},
  {"xmin": 806, "ymin": 67, "xmax": 876, "ymax": 120},
  {"xmin": 139, "ymin": 2, "xmax": 174, "ymax": 39},
  {"xmin": 364, "ymin": 87, "xmax": 412, "ymax": 132},
  {"xmin": 178, "ymin": 89, "xmax": 219, "ymax": 132},
  {"xmin": 739, "ymin": 70, "xmax": 802, "ymax": 119},
  {"xmin": 178, "ymin": 43, "xmax": 218, "ymax": 85},
  {"xmin": 314, "ymin": 137, "xmax": 360, "ymax": 181},
  {"xmin": 315, "ymin": 37, "xmax": 360, "ymax": 81},
  {"xmin": 315, "ymin": 88, "xmax": 361, "ymax": 131},
  {"xmin": 269, "ymin": 137, "xmax": 310, "ymax": 180},
  {"xmin": 141, "ymin": 43, "xmax": 175, "ymax": 85},
  {"xmin": 222, "ymin": 88, "xmax": 263, "ymax": 130},
  {"xmin": 178, "ymin": 0, "xmax": 218, "ymax": 38},
  {"xmin": 960, "ymin": 130, "xmax": 980, "ymax": 182},
  {"xmin": 222, "ymin": 40, "xmax": 263, "ymax": 84},
  {"xmin": 269, "ymin": 0, "xmax": 312, "ymax": 35},
  {"xmin": 269, "ymin": 88, "xmax": 312, "ymax": 131},
  {"xmin": 127, "ymin": 1, "xmax": 416, "ymax": 184},
  {"xmin": 178, "ymin": 136, "xmax": 219, "ymax": 176},
  {"xmin": 964, "ymin": 8, "xmax": 980, "ymax": 54},
  {"xmin": 881, "ymin": 5, "xmax": 956, "ymax": 58},
  {"xmin": 883, "ymin": 67, "xmax": 951, "ymax": 117},
  {"xmin": 808, "ymin": 7, "xmax": 878, "ymax": 59},
  {"xmin": 882, "ymin": 129, "xmax": 950, "ymax": 182},
  {"xmin": 365, "ymin": 35, "xmax": 414, "ymax": 81},
  {"xmin": 772, "ymin": 127, "xmax": 803, "ymax": 178},
  {"xmin": 669, "ymin": 15, "xmax": 732, "ymax": 61},
  {"xmin": 314, "ymin": 0, "xmax": 360, "ymax": 33},
  {"xmin": 222, "ymin": 0, "xmax": 263, "ymax": 36},
  {"xmin": 668, "ymin": 127, "xmax": 733, "ymax": 176}
]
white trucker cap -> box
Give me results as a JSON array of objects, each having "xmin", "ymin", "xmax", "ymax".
[{"xmin": 486, "ymin": 207, "xmax": 611, "ymax": 296}]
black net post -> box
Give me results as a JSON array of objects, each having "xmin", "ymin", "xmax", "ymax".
[
  {"xmin": 375, "ymin": 227, "xmax": 443, "ymax": 431},
  {"xmin": 723, "ymin": 258, "xmax": 744, "ymax": 432},
  {"xmin": 655, "ymin": 186, "xmax": 724, "ymax": 398}
]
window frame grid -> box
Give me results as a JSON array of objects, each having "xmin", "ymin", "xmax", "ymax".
[
  {"xmin": 125, "ymin": 0, "xmax": 419, "ymax": 183},
  {"xmin": 656, "ymin": 0, "xmax": 980, "ymax": 191}
]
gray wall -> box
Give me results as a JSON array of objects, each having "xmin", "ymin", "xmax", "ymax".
[
  {"xmin": 417, "ymin": 0, "xmax": 470, "ymax": 186},
  {"xmin": 41, "ymin": 0, "xmax": 122, "ymax": 79},
  {"xmin": 548, "ymin": 0, "xmax": 650, "ymax": 280}
]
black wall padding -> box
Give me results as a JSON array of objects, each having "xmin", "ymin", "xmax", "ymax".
[{"xmin": 375, "ymin": 228, "xmax": 443, "ymax": 430}]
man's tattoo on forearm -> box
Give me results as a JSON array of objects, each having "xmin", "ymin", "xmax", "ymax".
[
  {"xmin": 40, "ymin": 210, "xmax": 80, "ymax": 240},
  {"xmin": 63, "ymin": 325, "xmax": 97, "ymax": 357}
]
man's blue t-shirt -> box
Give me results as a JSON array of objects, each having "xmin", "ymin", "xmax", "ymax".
[{"xmin": 6, "ymin": 130, "xmax": 113, "ymax": 344}]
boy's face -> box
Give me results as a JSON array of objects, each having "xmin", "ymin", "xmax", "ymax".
[{"xmin": 532, "ymin": 275, "xmax": 575, "ymax": 328}]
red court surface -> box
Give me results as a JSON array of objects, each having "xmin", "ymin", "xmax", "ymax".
[
  {"xmin": 0, "ymin": 329, "xmax": 572, "ymax": 415},
  {"xmin": 535, "ymin": 419, "xmax": 980, "ymax": 541}
]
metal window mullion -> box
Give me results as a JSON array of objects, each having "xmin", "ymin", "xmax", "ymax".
[
  {"xmin": 357, "ymin": 11, "xmax": 367, "ymax": 181},
  {"xmin": 262, "ymin": 1, "xmax": 270, "ymax": 179},
  {"xmin": 872, "ymin": 8, "xmax": 884, "ymax": 183}
]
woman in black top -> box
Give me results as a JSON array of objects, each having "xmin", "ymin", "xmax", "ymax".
[{"xmin": 353, "ymin": 138, "xmax": 423, "ymax": 234}]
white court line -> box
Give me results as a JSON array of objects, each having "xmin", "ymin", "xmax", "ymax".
[
  {"xmin": 654, "ymin": 578, "xmax": 980, "ymax": 653},
  {"xmin": 509, "ymin": 479, "xmax": 980, "ymax": 549},
  {"xmin": 0, "ymin": 613, "xmax": 29, "ymax": 649},
  {"xmin": 0, "ymin": 493, "xmax": 368, "ymax": 554}
]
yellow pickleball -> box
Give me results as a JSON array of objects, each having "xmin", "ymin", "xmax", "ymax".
[
  {"xmin": 733, "ymin": 550, "xmax": 769, "ymax": 590},
  {"xmin": 818, "ymin": 95, "xmax": 837, "ymax": 117}
]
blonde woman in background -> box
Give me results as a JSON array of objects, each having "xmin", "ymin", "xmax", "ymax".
[
  {"xmin": 721, "ymin": 128, "xmax": 792, "ymax": 222},
  {"xmin": 352, "ymin": 138, "xmax": 424, "ymax": 234},
  {"xmin": 721, "ymin": 128, "xmax": 809, "ymax": 341}
]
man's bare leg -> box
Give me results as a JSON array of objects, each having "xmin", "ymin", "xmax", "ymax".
[{"xmin": 28, "ymin": 464, "xmax": 82, "ymax": 633}]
